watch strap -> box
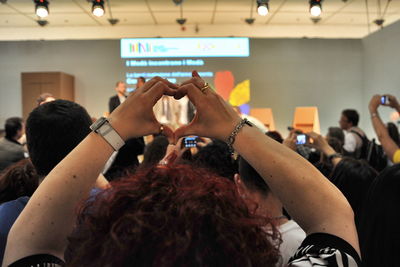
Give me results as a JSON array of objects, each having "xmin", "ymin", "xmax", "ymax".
[{"xmin": 90, "ymin": 117, "xmax": 125, "ymax": 151}]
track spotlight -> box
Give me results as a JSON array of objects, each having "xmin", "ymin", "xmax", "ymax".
[
  {"xmin": 309, "ymin": 0, "xmax": 322, "ymax": 17},
  {"xmin": 92, "ymin": 0, "xmax": 105, "ymax": 17},
  {"xmin": 37, "ymin": 19, "xmax": 49, "ymax": 27},
  {"xmin": 311, "ymin": 17, "xmax": 321, "ymax": 24},
  {"xmin": 34, "ymin": 0, "xmax": 49, "ymax": 18},
  {"xmin": 108, "ymin": 18, "xmax": 119, "ymax": 25},
  {"xmin": 374, "ymin": 19, "xmax": 384, "ymax": 27},
  {"xmin": 245, "ymin": 18, "xmax": 256, "ymax": 25},
  {"xmin": 176, "ymin": 18, "xmax": 187, "ymax": 25},
  {"xmin": 172, "ymin": 0, "xmax": 184, "ymax": 5},
  {"xmin": 257, "ymin": 0, "xmax": 269, "ymax": 16}
]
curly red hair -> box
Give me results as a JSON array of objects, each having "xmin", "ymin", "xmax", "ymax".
[{"xmin": 66, "ymin": 164, "xmax": 280, "ymax": 267}]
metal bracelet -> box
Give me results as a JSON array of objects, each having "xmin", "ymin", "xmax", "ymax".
[{"xmin": 227, "ymin": 118, "xmax": 251, "ymax": 154}]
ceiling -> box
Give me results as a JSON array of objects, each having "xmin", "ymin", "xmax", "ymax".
[{"xmin": 0, "ymin": 0, "xmax": 398, "ymax": 40}]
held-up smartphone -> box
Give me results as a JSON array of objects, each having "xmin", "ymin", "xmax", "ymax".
[
  {"xmin": 381, "ymin": 96, "xmax": 390, "ymax": 105},
  {"xmin": 296, "ymin": 134, "xmax": 307, "ymax": 145},
  {"xmin": 184, "ymin": 136, "xmax": 199, "ymax": 148}
]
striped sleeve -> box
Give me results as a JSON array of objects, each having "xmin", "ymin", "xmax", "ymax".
[
  {"xmin": 288, "ymin": 233, "xmax": 361, "ymax": 267},
  {"xmin": 8, "ymin": 254, "xmax": 65, "ymax": 267}
]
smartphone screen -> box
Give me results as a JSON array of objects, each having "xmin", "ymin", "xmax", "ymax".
[
  {"xmin": 296, "ymin": 134, "xmax": 307, "ymax": 145},
  {"xmin": 184, "ymin": 136, "xmax": 198, "ymax": 148}
]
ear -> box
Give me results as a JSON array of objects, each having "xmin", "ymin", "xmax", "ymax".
[{"xmin": 234, "ymin": 174, "xmax": 247, "ymax": 198}]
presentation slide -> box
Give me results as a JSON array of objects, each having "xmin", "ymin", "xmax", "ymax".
[{"xmin": 120, "ymin": 37, "xmax": 252, "ymax": 113}]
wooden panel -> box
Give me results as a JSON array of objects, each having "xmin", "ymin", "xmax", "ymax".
[
  {"xmin": 59, "ymin": 73, "xmax": 75, "ymax": 101},
  {"xmin": 40, "ymin": 72, "xmax": 61, "ymax": 97},
  {"xmin": 21, "ymin": 73, "xmax": 42, "ymax": 120},
  {"xmin": 21, "ymin": 72, "xmax": 75, "ymax": 120}
]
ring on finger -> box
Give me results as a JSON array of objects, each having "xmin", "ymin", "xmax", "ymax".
[
  {"xmin": 159, "ymin": 160, "xmax": 168, "ymax": 165},
  {"xmin": 200, "ymin": 82, "xmax": 210, "ymax": 94}
]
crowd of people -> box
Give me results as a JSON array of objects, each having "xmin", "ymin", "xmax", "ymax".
[{"xmin": 0, "ymin": 71, "xmax": 399, "ymax": 267}]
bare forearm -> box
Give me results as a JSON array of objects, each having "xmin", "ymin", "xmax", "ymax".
[
  {"xmin": 321, "ymin": 144, "xmax": 342, "ymax": 166},
  {"xmin": 4, "ymin": 133, "xmax": 114, "ymax": 265},
  {"xmin": 4, "ymin": 76, "xmax": 179, "ymax": 265},
  {"xmin": 369, "ymin": 95, "xmax": 400, "ymax": 162},
  {"xmin": 370, "ymin": 112, "xmax": 388, "ymax": 141},
  {"xmin": 233, "ymin": 125, "xmax": 359, "ymax": 251},
  {"xmin": 371, "ymin": 114, "xmax": 399, "ymax": 159}
]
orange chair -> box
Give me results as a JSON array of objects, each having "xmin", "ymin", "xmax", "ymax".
[{"xmin": 292, "ymin": 107, "xmax": 320, "ymax": 134}]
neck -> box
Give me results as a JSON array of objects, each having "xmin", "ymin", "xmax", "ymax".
[
  {"xmin": 118, "ymin": 92, "xmax": 125, "ymax": 97},
  {"xmin": 256, "ymin": 193, "xmax": 288, "ymax": 225}
]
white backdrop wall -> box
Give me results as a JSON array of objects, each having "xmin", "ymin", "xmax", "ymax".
[
  {"xmin": 0, "ymin": 37, "xmax": 366, "ymax": 136},
  {"xmin": 1, "ymin": 18, "xmax": 399, "ymax": 138},
  {"xmin": 361, "ymin": 20, "xmax": 400, "ymax": 138}
]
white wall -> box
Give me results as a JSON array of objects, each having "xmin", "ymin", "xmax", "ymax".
[
  {"xmin": 249, "ymin": 38, "xmax": 363, "ymax": 135},
  {"xmin": 0, "ymin": 38, "xmax": 365, "ymax": 136},
  {"xmin": 0, "ymin": 40, "xmax": 124, "ymax": 126},
  {"xmin": 361, "ymin": 20, "xmax": 400, "ymax": 138}
]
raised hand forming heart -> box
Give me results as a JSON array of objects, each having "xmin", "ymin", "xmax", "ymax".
[{"xmin": 108, "ymin": 70, "xmax": 242, "ymax": 144}]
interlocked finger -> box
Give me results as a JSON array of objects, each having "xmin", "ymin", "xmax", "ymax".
[{"xmin": 199, "ymin": 82, "xmax": 210, "ymax": 94}]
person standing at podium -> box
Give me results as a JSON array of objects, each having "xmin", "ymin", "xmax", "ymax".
[
  {"xmin": 109, "ymin": 81, "xmax": 127, "ymax": 113},
  {"xmin": 136, "ymin": 77, "xmax": 146, "ymax": 90},
  {"xmin": 106, "ymin": 81, "xmax": 145, "ymax": 181}
]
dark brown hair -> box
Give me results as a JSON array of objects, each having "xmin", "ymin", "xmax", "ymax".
[{"xmin": 0, "ymin": 159, "xmax": 39, "ymax": 204}]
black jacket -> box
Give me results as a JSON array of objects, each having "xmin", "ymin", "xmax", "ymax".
[{"xmin": 108, "ymin": 95, "xmax": 121, "ymax": 113}]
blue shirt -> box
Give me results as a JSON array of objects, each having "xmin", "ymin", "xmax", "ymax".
[
  {"xmin": 0, "ymin": 188, "xmax": 102, "ymax": 265},
  {"xmin": 0, "ymin": 196, "xmax": 29, "ymax": 264}
]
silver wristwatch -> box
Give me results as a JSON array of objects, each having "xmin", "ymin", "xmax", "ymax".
[{"xmin": 90, "ymin": 117, "xmax": 125, "ymax": 151}]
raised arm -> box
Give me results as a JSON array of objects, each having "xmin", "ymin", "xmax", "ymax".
[
  {"xmin": 307, "ymin": 131, "xmax": 342, "ymax": 166},
  {"xmin": 369, "ymin": 95, "xmax": 400, "ymax": 161},
  {"xmin": 233, "ymin": 124, "xmax": 357, "ymax": 250},
  {"xmin": 3, "ymin": 78, "xmax": 177, "ymax": 266},
  {"xmin": 175, "ymin": 71, "xmax": 359, "ymax": 255}
]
